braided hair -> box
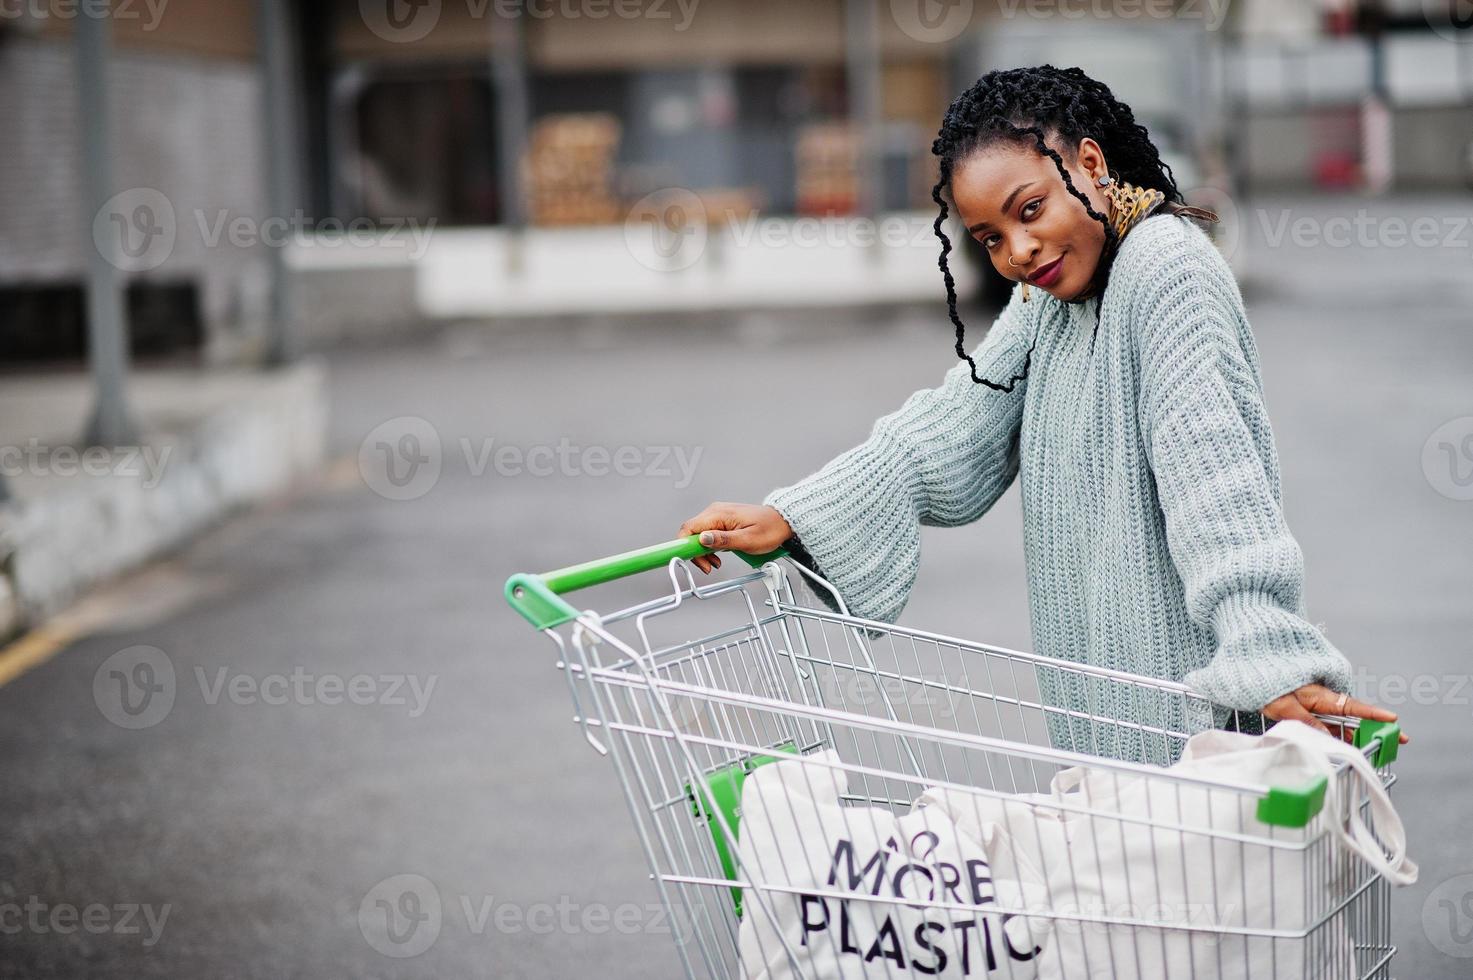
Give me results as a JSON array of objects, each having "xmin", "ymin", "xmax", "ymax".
[{"xmin": 931, "ymin": 65, "xmax": 1192, "ymax": 390}]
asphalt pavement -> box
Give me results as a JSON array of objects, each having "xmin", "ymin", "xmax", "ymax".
[{"xmin": 2, "ymin": 193, "xmax": 1471, "ymax": 978}]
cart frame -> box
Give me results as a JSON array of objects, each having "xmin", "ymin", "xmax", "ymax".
[{"xmin": 506, "ymin": 536, "xmax": 1404, "ymax": 979}]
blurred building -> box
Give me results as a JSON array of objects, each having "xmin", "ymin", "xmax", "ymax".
[
  {"xmin": 325, "ymin": 0, "xmax": 952, "ymax": 224},
  {"xmin": 0, "ymin": 0, "xmax": 1469, "ymax": 365},
  {"xmin": 0, "ymin": 0, "xmax": 268, "ymax": 364},
  {"xmin": 1231, "ymin": 0, "xmax": 1473, "ymax": 190}
]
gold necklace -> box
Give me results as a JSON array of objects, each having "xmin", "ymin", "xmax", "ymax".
[
  {"xmin": 1103, "ymin": 177, "xmax": 1166, "ymax": 239},
  {"xmin": 1071, "ymin": 178, "xmax": 1163, "ymax": 303}
]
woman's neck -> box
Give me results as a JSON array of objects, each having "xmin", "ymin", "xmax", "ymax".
[{"xmin": 1062, "ymin": 190, "xmax": 1221, "ymax": 305}]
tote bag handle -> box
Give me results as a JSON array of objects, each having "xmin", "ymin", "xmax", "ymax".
[{"xmin": 1264, "ymin": 721, "xmax": 1418, "ymax": 886}]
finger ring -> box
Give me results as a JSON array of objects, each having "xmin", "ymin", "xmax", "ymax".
[{"xmin": 1335, "ymin": 691, "xmax": 1349, "ymax": 715}]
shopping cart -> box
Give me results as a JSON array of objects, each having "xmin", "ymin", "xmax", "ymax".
[{"xmin": 505, "ymin": 535, "xmax": 1405, "ymax": 979}]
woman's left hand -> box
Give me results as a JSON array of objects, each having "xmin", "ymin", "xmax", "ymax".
[{"xmin": 1261, "ymin": 683, "xmax": 1410, "ymax": 745}]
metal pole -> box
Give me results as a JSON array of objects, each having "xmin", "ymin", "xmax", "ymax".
[
  {"xmin": 1361, "ymin": 0, "xmax": 1393, "ymax": 196},
  {"xmin": 327, "ymin": 67, "xmax": 367, "ymax": 221},
  {"xmin": 1227, "ymin": 33, "xmax": 1251, "ymax": 201},
  {"xmin": 258, "ymin": 0, "xmax": 299, "ymax": 365},
  {"xmin": 844, "ymin": 0, "xmax": 882, "ymax": 255},
  {"xmin": 78, "ymin": 8, "xmax": 138, "ymax": 447},
  {"xmin": 490, "ymin": 5, "xmax": 530, "ymax": 273}
]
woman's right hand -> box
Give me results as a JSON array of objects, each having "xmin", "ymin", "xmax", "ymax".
[{"xmin": 677, "ymin": 502, "xmax": 794, "ymax": 575}]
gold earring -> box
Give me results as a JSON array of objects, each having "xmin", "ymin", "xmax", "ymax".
[{"xmin": 1098, "ymin": 172, "xmax": 1121, "ymax": 218}]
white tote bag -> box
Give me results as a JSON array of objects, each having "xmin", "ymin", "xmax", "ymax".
[
  {"xmin": 734, "ymin": 749, "xmax": 1053, "ymax": 979},
  {"xmin": 923, "ymin": 720, "xmax": 1415, "ymax": 980}
]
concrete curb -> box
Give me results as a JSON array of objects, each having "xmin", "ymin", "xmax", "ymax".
[{"xmin": 0, "ymin": 361, "xmax": 328, "ymax": 641}]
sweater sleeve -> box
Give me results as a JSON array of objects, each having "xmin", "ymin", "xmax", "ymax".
[
  {"xmin": 1130, "ymin": 226, "xmax": 1353, "ymax": 711},
  {"xmin": 761, "ymin": 282, "xmax": 1034, "ymax": 625}
]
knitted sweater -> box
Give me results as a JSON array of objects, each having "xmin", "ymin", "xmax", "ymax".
[{"xmin": 763, "ymin": 212, "xmax": 1354, "ymax": 762}]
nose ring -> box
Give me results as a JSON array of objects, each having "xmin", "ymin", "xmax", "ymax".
[{"xmin": 1007, "ymin": 255, "xmax": 1021, "ymax": 268}]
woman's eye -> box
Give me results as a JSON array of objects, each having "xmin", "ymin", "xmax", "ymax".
[
  {"xmin": 1022, "ymin": 199, "xmax": 1041, "ymax": 218},
  {"xmin": 981, "ymin": 234, "xmax": 1000, "ymax": 249}
]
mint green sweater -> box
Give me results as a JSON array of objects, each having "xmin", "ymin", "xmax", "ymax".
[{"xmin": 763, "ymin": 213, "xmax": 1354, "ymax": 761}]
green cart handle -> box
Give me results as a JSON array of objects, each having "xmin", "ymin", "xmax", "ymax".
[{"xmin": 505, "ymin": 535, "xmax": 789, "ymax": 630}]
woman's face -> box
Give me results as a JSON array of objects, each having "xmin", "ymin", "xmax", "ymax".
[{"xmin": 949, "ymin": 136, "xmax": 1113, "ymax": 302}]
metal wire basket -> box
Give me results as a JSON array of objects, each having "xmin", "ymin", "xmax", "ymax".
[{"xmin": 506, "ymin": 537, "xmax": 1404, "ymax": 979}]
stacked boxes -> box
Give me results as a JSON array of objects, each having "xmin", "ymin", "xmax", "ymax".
[
  {"xmin": 523, "ymin": 113, "xmax": 623, "ymax": 226},
  {"xmin": 795, "ymin": 122, "xmax": 859, "ymax": 216}
]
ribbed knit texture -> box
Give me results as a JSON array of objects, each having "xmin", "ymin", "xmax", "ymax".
[{"xmin": 763, "ymin": 213, "xmax": 1354, "ymax": 764}]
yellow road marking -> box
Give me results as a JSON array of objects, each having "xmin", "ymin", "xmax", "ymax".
[
  {"xmin": 0, "ymin": 454, "xmax": 353, "ymax": 691},
  {"xmin": 0, "ymin": 622, "xmax": 82, "ymax": 688}
]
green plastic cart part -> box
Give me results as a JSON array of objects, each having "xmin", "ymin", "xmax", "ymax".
[
  {"xmin": 504, "ymin": 574, "xmax": 581, "ymax": 632},
  {"xmin": 505, "ymin": 535, "xmax": 789, "ymax": 629},
  {"xmin": 1256, "ymin": 719, "xmax": 1406, "ymax": 827},
  {"xmin": 686, "ymin": 741, "xmax": 798, "ymax": 919},
  {"xmin": 1256, "ymin": 774, "xmax": 1329, "ymax": 829},
  {"xmin": 1354, "ymin": 719, "xmax": 1402, "ymax": 768}
]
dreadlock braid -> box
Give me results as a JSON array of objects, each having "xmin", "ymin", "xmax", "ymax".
[{"xmin": 931, "ymin": 65, "xmax": 1188, "ymax": 390}]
